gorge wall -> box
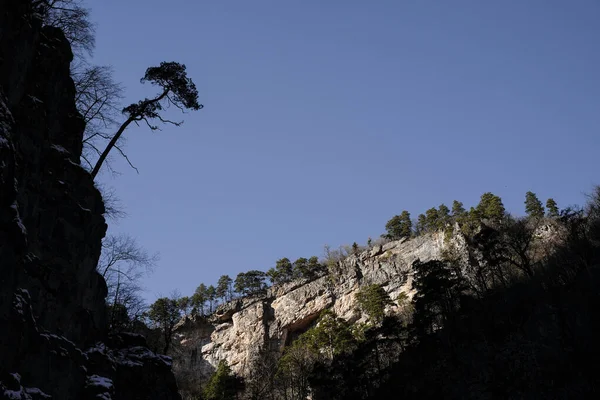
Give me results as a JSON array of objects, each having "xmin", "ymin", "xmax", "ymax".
[
  {"xmin": 173, "ymin": 232, "xmax": 462, "ymax": 379},
  {"xmin": 0, "ymin": 1, "xmax": 180, "ymax": 398}
]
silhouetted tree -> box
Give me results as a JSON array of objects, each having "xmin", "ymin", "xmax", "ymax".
[
  {"xmin": 72, "ymin": 63, "xmax": 127, "ymax": 173},
  {"xmin": 148, "ymin": 297, "xmax": 181, "ymax": 353},
  {"xmin": 98, "ymin": 234, "xmax": 157, "ymax": 332},
  {"xmin": 91, "ymin": 62, "xmax": 202, "ymax": 179},
  {"xmin": 35, "ymin": 0, "xmax": 95, "ymax": 55},
  {"xmin": 411, "ymin": 259, "xmax": 465, "ymax": 338}
]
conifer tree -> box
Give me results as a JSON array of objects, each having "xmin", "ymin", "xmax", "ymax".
[
  {"xmin": 355, "ymin": 284, "xmax": 393, "ymax": 324},
  {"xmin": 292, "ymin": 257, "xmax": 308, "ymax": 279},
  {"xmin": 425, "ymin": 208, "xmax": 439, "ymax": 232},
  {"xmin": 216, "ymin": 275, "xmax": 233, "ymax": 302},
  {"xmin": 476, "ymin": 192, "xmax": 505, "ymax": 223},
  {"xmin": 148, "ymin": 297, "xmax": 181, "ymax": 353},
  {"xmin": 451, "ymin": 200, "xmax": 466, "ymax": 218},
  {"xmin": 276, "ymin": 258, "xmax": 294, "ymax": 282},
  {"xmin": 438, "ymin": 204, "xmax": 451, "ymax": 229},
  {"xmin": 525, "ymin": 191, "xmax": 545, "ymax": 219},
  {"xmin": 416, "ymin": 214, "xmax": 427, "ymax": 235},
  {"xmin": 192, "ymin": 283, "xmax": 208, "ymax": 315},
  {"xmin": 206, "ymin": 285, "xmax": 217, "ymax": 313},
  {"xmin": 307, "ymin": 256, "xmax": 323, "ymax": 277},
  {"xmin": 235, "ymin": 270, "xmax": 267, "ymax": 295},
  {"xmin": 546, "ymin": 198, "xmax": 559, "ymax": 218},
  {"xmin": 91, "ymin": 62, "xmax": 202, "ymax": 179},
  {"xmin": 203, "ymin": 361, "xmax": 241, "ymax": 400},
  {"xmin": 384, "ymin": 215, "xmax": 403, "ymax": 239},
  {"xmin": 399, "ymin": 210, "xmax": 412, "ymax": 238}
]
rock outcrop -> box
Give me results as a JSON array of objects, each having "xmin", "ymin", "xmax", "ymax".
[
  {"xmin": 174, "ymin": 232, "xmax": 461, "ymax": 378},
  {"xmin": 0, "ymin": 1, "xmax": 181, "ymax": 398}
]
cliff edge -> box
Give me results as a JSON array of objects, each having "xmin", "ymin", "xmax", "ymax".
[{"xmin": 0, "ymin": 1, "xmax": 181, "ymax": 398}]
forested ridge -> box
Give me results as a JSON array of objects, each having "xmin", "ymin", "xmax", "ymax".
[{"xmin": 138, "ymin": 189, "xmax": 600, "ymax": 400}]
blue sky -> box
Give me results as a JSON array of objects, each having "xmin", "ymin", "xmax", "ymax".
[{"xmin": 86, "ymin": 0, "xmax": 600, "ymax": 302}]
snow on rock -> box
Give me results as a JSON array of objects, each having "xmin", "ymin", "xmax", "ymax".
[
  {"xmin": 26, "ymin": 95, "xmax": 44, "ymax": 105},
  {"xmin": 86, "ymin": 375, "xmax": 113, "ymax": 390},
  {"xmin": 0, "ymin": 372, "xmax": 51, "ymax": 400},
  {"xmin": 23, "ymin": 388, "xmax": 51, "ymax": 399},
  {"xmin": 50, "ymin": 144, "xmax": 69, "ymax": 154},
  {"xmin": 85, "ymin": 375, "xmax": 114, "ymax": 400},
  {"xmin": 10, "ymin": 202, "xmax": 27, "ymax": 236}
]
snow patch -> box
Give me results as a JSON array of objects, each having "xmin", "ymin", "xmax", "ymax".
[
  {"xmin": 27, "ymin": 95, "xmax": 44, "ymax": 105},
  {"xmin": 10, "ymin": 202, "xmax": 28, "ymax": 236},
  {"xmin": 158, "ymin": 355, "xmax": 173, "ymax": 366},
  {"xmin": 86, "ymin": 375, "xmax": 113, "ymax": 390},
  {"xmin": 50, "ymin": 144, "xmax": 69, "ymax": 154},
  {"xmin": 24, "ymin": 387, "xmax": 51, "ymax": 399},
  {"xmin": 2, "ymin": 389, "xmax": 25, "ymax": 399}
]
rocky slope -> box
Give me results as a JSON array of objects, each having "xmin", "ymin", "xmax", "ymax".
[
  {"xmin": 173, "ymin": 232, "xmax": 461, "ymax": 379},
  {"xmin": 0, "ymin": 1, "xmax": 180, "ymax": 398}
]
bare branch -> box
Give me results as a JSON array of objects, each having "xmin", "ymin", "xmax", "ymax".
[
  {"xmin": 36, "ymin": 0, "xmax": 96, "ymax": 57},
  {"xmin": 95, "ymin": 184, "xmax": 127, "ymax": 220},
  {"xmin": 114, "ymin": 144, "xmax": 140, "ymax": 175},
  {"xmin": 99, "ymin": 233, "xmax": 159, "ymax": 331},
  {"xmin": 90, "ymin": 62, "xmax": 202, "ymax": 179}
]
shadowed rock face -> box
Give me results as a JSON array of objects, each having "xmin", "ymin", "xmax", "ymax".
[
  {"xmin": 0, "ymin": 1, "xmax": 181, "ymax": 398},
  {"xmin": 173, "ymin": 232, "xmax": 458, "ymax": 378}
]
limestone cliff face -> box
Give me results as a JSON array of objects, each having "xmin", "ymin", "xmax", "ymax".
[
  {"xmin": 174, "ymin": 232, "xmax": 460, "ymax": 378},
  {"xmin": 0, "ymin": 1, "xmax": 180, "ymax": 398}
]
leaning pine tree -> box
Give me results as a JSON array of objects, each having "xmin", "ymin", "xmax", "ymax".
[{"xmin": 91, "ymin": 62, "xmax": 203, "ymax": 179}]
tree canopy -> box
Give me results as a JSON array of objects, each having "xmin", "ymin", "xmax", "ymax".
[
  {"xmin": 524, "ymin": 191, "xmax": 544, "ymax": 219},
  {"xmin": 91, "ymin": 61, "xmax": 202, "ymax": 179}
]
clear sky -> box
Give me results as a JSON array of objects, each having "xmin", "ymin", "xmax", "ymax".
[{"xmin": 86, "ymin": 0, "xmax": 600, "ymax": 303}]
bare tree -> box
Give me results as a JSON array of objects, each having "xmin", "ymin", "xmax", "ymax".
[
  {"xmin": 99, "ymin": 234, "xmax": 158, "ymax": 331},
  {"xmin": 95, "ymin": 183, "xmax": 127, "ymax": 221},
  {"xmin": 35, "ymin": 0, "xmax": 136, "ymax": 175},
  {"xmin": 91, "ymin": 61, "xmax": 203, "ymax": 179},
  {"xmin": 34, "ymin": 0, "xmax": 96, "ymax": 56},
  {"xmin": 71, "ymin": 62, "xmax": 127, "ymax": 173}
]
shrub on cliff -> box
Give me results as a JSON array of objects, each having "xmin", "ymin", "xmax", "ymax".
[
  {"xmin": 203, "ymin": 361, "xmax": 242, "ymax": 400},
  {"xmin": 355, "ymin": 284, "xmax": 393, "ymax": 325}
]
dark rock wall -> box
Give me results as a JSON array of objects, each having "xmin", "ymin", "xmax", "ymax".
[{"xmin": 0, "ymin": 1, "xmax": 181, "ymax": 398}]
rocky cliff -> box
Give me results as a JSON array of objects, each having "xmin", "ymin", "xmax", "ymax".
[
  {"xmin": 0, "ymin": 1, "xmax": 180, "ymax": 398},
  {"xmin": 173, "ymin": 232, "xmax": 461, "ymax": 379}
]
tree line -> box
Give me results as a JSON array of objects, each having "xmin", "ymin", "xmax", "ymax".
[
  {"xmin": 201, "ymin": 187, "xmax": 600, "ymax": 399},
  {"xmin": 383, "ymin": 191, "xmax": 559, "ymax": 240}
]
